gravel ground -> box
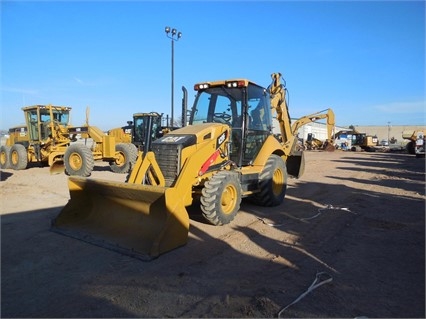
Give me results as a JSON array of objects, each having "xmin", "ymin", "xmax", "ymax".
[{"xmin": 1, "ymin": 150, "xmax": 425, "ymax": 318}]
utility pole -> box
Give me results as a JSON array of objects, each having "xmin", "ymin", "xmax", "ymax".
[
  {"xmin": 165, "ymin": 26, "xmax": 182, "ymax": 128},
  {"xmin": 387, "ymin": 121, "xmax": 391, "ymax": 143}
]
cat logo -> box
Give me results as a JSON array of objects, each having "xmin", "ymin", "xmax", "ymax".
[{"xmin": 216, "ymin": 131, "xmax": 227, "ymax": 148}]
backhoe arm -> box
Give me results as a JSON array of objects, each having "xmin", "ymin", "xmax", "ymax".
[
  {"xmin": 291, "ymin": 108, "xmax": 336, "ymax": 142},
  {"xmin": 269, "ymin": 73, "xmax": 294, "ymax": 150}
]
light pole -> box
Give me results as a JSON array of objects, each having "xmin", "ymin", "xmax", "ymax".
[
  {"xmin": 165, "ymin": 26, "xmax": 182, "ymax": 128},
  {"xmin": 387, "ymin": 121, "xmax": 391, "ymax": 143}
]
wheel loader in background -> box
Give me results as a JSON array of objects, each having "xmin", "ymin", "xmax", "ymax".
[
  {"xmin": 0, "ymin": 105, "xmax": 137, "ymax": 176},
  {"xmin": 108, "ymin": 112, "xmax": 171, "ymax": 151},
  {"xmin": 52, "ymin": 72, "xmax": 336, "ymax": 260}
]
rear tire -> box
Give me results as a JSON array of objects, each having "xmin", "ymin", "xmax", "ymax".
[
  {"xmin": 109, "ymin": 143, "xmax": 138, "ymax": 173},
  {"xmin": 252, "ymin": 154, "xmax": 287, "ymax": 206},
  {"xmin": 64, "ymin": 143, "xmax": 94, "ymax": 177},
  {"xmin": 0, "ymin": 145, "xmax": 11, "ymax": 169},
  {"xmin": 200, "ymin": 171, "xmax": 242, "ymax": 226},
  {"xmin": 10, "ymin": 144, "xmax": 28, "ymax": 170}
]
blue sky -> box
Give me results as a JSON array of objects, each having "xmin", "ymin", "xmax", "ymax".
[{"xmin": 1, "ymin": 0, "xmax": 425, "ymax": 131}]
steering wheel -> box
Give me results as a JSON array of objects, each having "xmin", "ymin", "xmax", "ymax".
[{"xmin": 213, "ymin": 113, "xmax": 232, "ymax": 124}]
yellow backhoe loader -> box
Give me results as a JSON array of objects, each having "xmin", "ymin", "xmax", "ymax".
[
  {"xmin": 0, "ymin": 105, "xmax": 137, "ymax": 176},
  {"xmin": 52, "ymin": 73, "xmax": 336, "ymax": 260}
]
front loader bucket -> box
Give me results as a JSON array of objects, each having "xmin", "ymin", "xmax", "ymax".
[
  {"xmin": 51, "ymin": 176, "xmax": 190, "ymax": 260},
  {"xmin": 50, "ymin": 159, "xmax": 65, "ymax": 175}
]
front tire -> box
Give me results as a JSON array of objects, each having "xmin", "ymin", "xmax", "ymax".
[
  {"xmin": 64, "ymin": 143, "xmax": 94, "ymax": 177},
  {"xmin": 10, "ymin": 144, "xmax": 28, "ymax": 170},
  {"xmin": 252, "ymin": 154, "xmax": 287, "ymax": 206},
  {"xmin": 109, "ymin": 143, "xmax": 138, "ymax": 173},
  {"xmin": 0, "ymin": 145, "xmax": 11, "ymax": 169},
  {"xmin": 200, "ymin": 171, "xmax": 242, "ymax": 226}
]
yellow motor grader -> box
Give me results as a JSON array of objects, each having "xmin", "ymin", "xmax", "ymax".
[
  {"xmin": 52, "ymin": 73, "xmax": 335, "ymax": 260},
  {"xmin": 0, "ymin": 105, "xmax": 137, "ymax": 176}
]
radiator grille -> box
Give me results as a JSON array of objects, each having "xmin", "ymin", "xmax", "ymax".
[{"xmin": 152, "ymin": 143, "xmax": 181, "ymax": 187}]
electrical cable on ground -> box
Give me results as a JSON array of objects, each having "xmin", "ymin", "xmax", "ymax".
[
  {"xmin": 299, "ymin": 204, "xmax": 355, "ymax": 221},
  {"xmin": 257, "ymin": 217, "xmax": 285, "ymax": 227},
  {"xmin": 277, "ymin": 271, "xmax": 333, "ymax": 318},
  {"xmin": 257, "ymin": 204, "xmax": 355, "ymax": 227}
]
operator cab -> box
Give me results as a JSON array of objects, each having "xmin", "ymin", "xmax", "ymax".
[
  {"xmin": 190, "ymin": 80, "xmax": 273, "ymax": 166},
  {"xmin": 23, "ymin": 105, "xmax": 71, "ymax": 142},
  {"xmin": 132, "ymin": 113, "xmax": 164, "ymax": 150}
]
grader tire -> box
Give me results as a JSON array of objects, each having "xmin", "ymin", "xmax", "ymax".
[
  {"xmin": 0, "ymin": 145, "xmax": 11, "ymax": 169},
  {"xmin": 64, "ymin": 143, "xmax": 94, "ymax": 177},
  {"xmin": 200, "ymin": 171, "xmax": 242, "ymax": 226},
  {"xmin": 252, "ymin": 154, "xmax": 287, "ymax": 206},
  {"xmin": 10, "ymin": 144, "xmax": 28, "ymax": 170},
  {"xmin": 109, "ymin": 143, "xmax": 138, "ymax": 174}
]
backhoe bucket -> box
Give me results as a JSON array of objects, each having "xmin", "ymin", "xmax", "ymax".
[
  {"xmin": 50, "ymin": 159, "xmax": 65, "ymax": 175},
  {"xmin": 286, "ymin": 152, "xmax": 305, "ymax": 179},
  {"xmin": 51, "ymin": 176, "xmax": 190, "ymax": 260}
]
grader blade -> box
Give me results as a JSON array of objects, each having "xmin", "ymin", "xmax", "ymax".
[
  {"xmin": 50, "ymin": 159, "xmax": 65, "ymax": 175},
  {"xmin": 51, "ymin": 176, "xmax": 190, "ymax": 260}
]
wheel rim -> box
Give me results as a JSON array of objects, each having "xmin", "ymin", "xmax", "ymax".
[
  {"xmin": 11, "ymin": 151, "xmax": 18, "ymax": 165},
  {"xmin": 221, "ymin": 184, "xmax": 237, "ymax": 215},
  {"xmin": 115, "ymin": 152, "xmax": 125, "ymax": 166},
  {"xmin": 69, "ymin": 152, "xmax": 83, "ymax": 171},
  {"xmin": 272, "ymin": 168, "xmax": 284, "ymax": 196},
  {"xmin": 0, "ymin": 151, "xmax": 6, "ymax": 165}
]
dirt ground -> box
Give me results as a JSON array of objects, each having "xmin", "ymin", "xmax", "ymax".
[{"xmin": 1, "ymin": 150, "xmax": 425, "ymax": 318}]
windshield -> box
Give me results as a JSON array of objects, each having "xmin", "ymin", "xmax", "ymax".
[
  {"xmin": 134, "ymin": 115, "xmax": 163, "ymax": 143},
  {"xmin": 191, "ymin": 87, "xmax": 243, "ymax": 128},
  {"xmin": 50, "ymin": 108, "xmax": 70, "ymax": 125},
  {"xmin": 35, "ymin": 108, "xmax": 70, "ymax": 126},
  {"xmin": 190, "ymin": 83, "xmax": 273, "ymax": 166},
  {"xmin": 191, "ymin": 84, "xmax": 271, "ymax": 130}
]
